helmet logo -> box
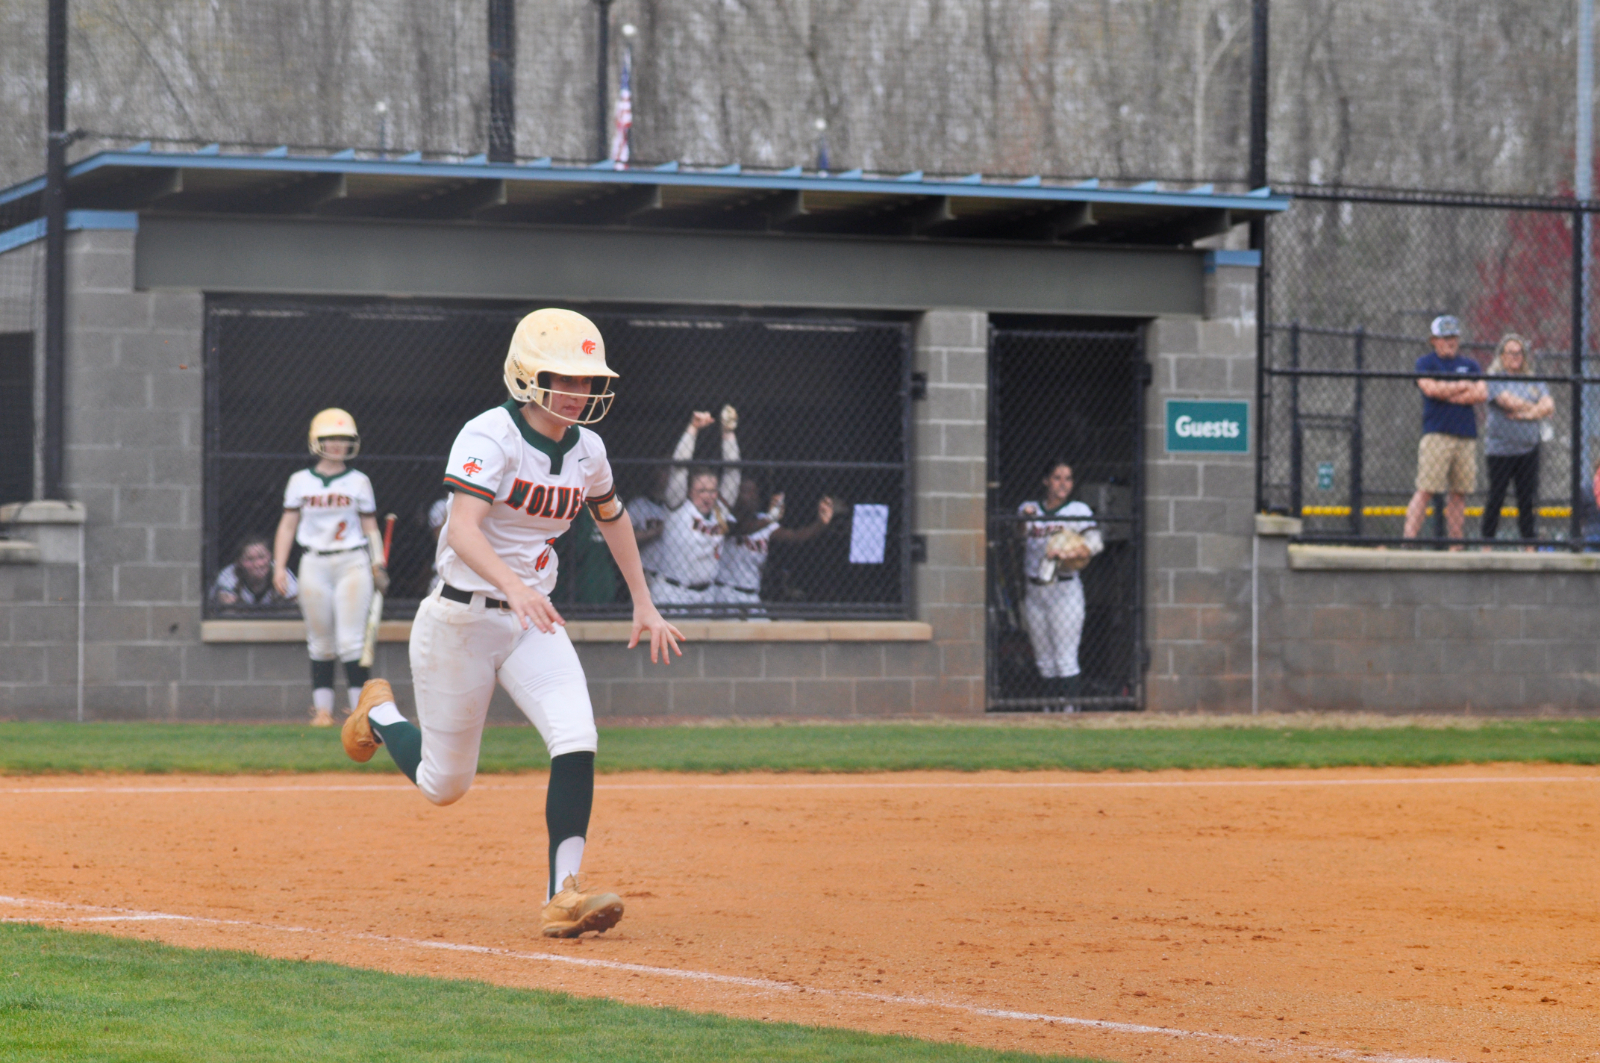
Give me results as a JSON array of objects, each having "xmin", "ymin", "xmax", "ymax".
[{"xmin": 581, "ymin": 339, "xmax": 596, "ymax": 355}]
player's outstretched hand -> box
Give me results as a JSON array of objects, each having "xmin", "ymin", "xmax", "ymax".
[
  {"xmin": 505, "ymin": 582, "xmax": 565, "ymax": 633},
  {"xmin": 817, "ymin": 495, "xmax": 834, "ymax": 524},
  {"xmin": 629, "ymin": 603, "xmax": 685, "ymax": 665},
  {"xmin": 690, "ymin": 410, "xmax": 714, "ymax": 431}
]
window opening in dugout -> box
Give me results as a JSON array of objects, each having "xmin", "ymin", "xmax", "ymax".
[
  {"xmin": 0, "ymin": 332, "xmax": 34, "ymax": 505},
  {"xmin": 202, "ymin": 296, "xmax": 913, "ymax": 622},
  {"xmin": 986, "ymin": 321, "xmax": 1145, "ymax": 712}
]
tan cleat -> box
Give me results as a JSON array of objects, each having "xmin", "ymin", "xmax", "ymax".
[
  {"xmin": 540, "ymin": 875, "xmax": 624, "ymax": 938},
  {"xmin": 341, "ymin": 679, "xmax": 392, "ymax": 763},
  {"xmin": 309, "ymin": 707, "xmax": 335, "ymax": 728}
]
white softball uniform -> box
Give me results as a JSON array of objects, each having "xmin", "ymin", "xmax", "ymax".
[
  {"xmin": 1019, "ymin": 499, "xmax": 1101, "ymax": 680},
  {"xmin": 284, "ymin": 467, "xmax": 376, "ymax": 662},
  {"xmin": 408, "ymin": 401, "xmax": 618, "ymax": 805},
  {"xmin": 715, "ymin": 516, "xmax": 777, "ymax": 606},
  {"xmin": 652, "ymin": 501, "xmax": 731, "ymax": 605},
  {"xmin": 651, "ymin": 422, "xmax": 740, "ymax": 606},
  {"xmin": 283, "ymin": 468, "xmax": 374, "ymax": 551}
]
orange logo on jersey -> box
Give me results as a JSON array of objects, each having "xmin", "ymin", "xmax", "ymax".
[
  {"xmin": 534, "ymin": 538, "xmax": 556, "ymax": 571},
  {"xmin": 581, "ymin": 339, "xmax": 596, "ymax": 355},
  {"xmin": 462, "ymin": 458, "xmax": 483, "ymax": 475}
]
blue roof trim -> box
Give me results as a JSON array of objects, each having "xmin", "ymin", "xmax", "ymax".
[
  {"xmin": 1204, "ymin": 249, "xmax": 1262, "ymax": 270},
  {"xmin": 0, "ymin": 149, "xmax": 1291, "ymax": 215},
  {"xmin": 0, "ymin": 210, "xmax": 138, "ymax": 256}
]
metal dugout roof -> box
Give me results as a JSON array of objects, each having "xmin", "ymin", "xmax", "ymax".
[{"xmin": 0, "ymin": 147, "xmax": 1286, "ymax": 245}]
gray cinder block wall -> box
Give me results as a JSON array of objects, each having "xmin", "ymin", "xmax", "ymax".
[
  {"xmin": 1143, "ymin": 262, "xmax": 1259, "ymax": 712},
  {"xmin": 1254, "ymin": 538, "xmax": 1600, "ymax": 713}
]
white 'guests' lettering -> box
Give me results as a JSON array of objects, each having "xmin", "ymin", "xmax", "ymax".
[{"xmin": 1174, "ymin": 415, "xmax": 1241, "ymax": 439}]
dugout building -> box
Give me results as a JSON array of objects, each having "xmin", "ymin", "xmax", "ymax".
[{"xmin": 0, "ymin": 148, "xmax": 1294, "ymax": 721}]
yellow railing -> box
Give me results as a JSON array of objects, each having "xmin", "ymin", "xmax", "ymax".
[{"xmin": 1300, "ymin": 505, "xmax": 1573, "ymax": 518}]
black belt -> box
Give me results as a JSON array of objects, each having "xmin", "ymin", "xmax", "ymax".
[
  {"xmin": 661, "ymin": 576, "xmax": 712, "ymax": 592},
  {"xmin": 310, "ymin": 544, "xmax": 365, "ymax": 556},
  {"xmin": 714, "ymin": 580, "xmax": 759, "ymax": 595},
  {"xmin": 440, "ymin": 583, "xmax": 510, "ymax": 610},
  {"xmin": 1029, "ymin": 574, "xmax": 1078, "ymax": 586}
]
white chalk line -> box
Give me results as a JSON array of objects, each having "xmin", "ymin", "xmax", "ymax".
[
  {"xmin": 2, "ymin": 774, "xmax": 1598, "ymax": 797},
  {"xmin": 0, "ymin": 893, "xmax": 1457, "ymax": 1063}
]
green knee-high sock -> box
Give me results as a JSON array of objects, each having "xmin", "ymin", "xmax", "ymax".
[{"xmin": 370, "ymin": 719, "xmax": 422, "ymax": 782}]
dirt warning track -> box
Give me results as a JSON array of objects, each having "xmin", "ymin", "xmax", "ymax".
[{"xmin": 3, "ymin": 764, "xmax": 1598, "ymax": 1063}]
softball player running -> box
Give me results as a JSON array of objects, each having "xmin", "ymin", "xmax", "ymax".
[
  {"xmin": 341, "ymin": 308, "xmax": 682, "ymax": 939},
  {"xmin": 1017, "ymin": 460, "xmax": 1102, "ymax": 705},
  {"xmin": 272, "ymin": 409, "xmax": 387, "ymax": 727},
  {"xmin": 650, "ymin": 407, "xmax": 740, "ymax": 607}
]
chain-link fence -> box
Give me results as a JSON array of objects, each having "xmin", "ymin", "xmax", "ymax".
[
  {"xmin": 4, "ymin": 3, "xmax": 1587, "ymax": 198},
  {"xmin": 1263, "ymin": 190, "xmax": 1600, "ymax": 548},
  {"xmin": 203, "ymin": 298, "xmax": 911, "ymax": 622},
  {"xmin": 987, "ymin": 324, "xmax": 1144, "ymax": 712}
]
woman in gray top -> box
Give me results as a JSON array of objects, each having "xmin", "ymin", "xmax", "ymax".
[{"xmin": 1481, "ymin": 333, "xmax": 1553, "ymax": 542}]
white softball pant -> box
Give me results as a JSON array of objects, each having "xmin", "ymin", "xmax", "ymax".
[
  {"xmin": 407, "ymin": 589, "xmax": 598, "ymax": 806},
  {"xmin": 298, "ymin": 548, "xmax": 373, "ymax": 662},
  {"xmin": 1022, "ymin": 577, "xmax": 1085, "ymax": 679}
]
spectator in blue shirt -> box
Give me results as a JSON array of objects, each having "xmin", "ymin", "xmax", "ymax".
[{"xmin": 1403, "ymin": 315, "xmax": 1487, "ymax": 544}]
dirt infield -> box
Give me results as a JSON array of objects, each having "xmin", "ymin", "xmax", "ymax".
[{"xmin": 3, "ymin": 765, "xmax": 1597, "ymax": 1062}]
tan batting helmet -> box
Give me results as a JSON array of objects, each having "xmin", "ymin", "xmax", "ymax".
[
  {"xmin": 307, "ymin": 408, "xmax": 359, "ymax": 459},
  {"xmin": 503, "ymin": 308, "xmax": 618, "ymax": 424}
]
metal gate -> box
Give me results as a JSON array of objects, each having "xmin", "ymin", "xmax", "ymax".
[{"xmin": 986, "ymin": 325, "xmax": 1145, "ymax": 711}]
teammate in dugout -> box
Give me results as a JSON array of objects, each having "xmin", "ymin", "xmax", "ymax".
[
  {"xmin": 650, "ymin": 407, "xmax": 742, "ymax": 607},
  {"xmin": 272, "ymin": 409, "xmax": 388, "ymax": 727},
  {"xmin": 714, "ymin": 474, "xmax": 837, "ymax": 615},
  {"xmin": 1017, "ymin": 460, "xmax": 1103, "ymax": 706},
  {"xmin": 340, "ymin": 308, "xmax": 684, "ymax": 939}
]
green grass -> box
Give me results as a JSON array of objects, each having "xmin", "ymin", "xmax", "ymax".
[
  {"xmin": 1, "ymin": 718, "xmax": 1599, "ymax": 775},
  {"xmin": 0, "ymin": 923, "xmax": 1100, "ymax": 1063}
]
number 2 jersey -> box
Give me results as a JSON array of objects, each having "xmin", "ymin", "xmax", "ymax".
[
  {"xmin": 282, "ymin": 467, "xmax": 376, "ymax": 552},
  {"xmin": 437, "ymin": 400, "xmax": 618, "ymax": 596}
]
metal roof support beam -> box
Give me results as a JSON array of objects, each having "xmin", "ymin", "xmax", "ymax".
[
  {"xmin": 1142, "ymin": 208, "xmax": 1233, "ymax": 247},
  {"xmin": 250, "ymin": 172, "xmax": 348, "ymax": 214},
  {"xmin": 73, "ymin": 167, "xmax": 182, "ymax": 210},
  {"xmin": 405, "ymin": 178, "xmax": 507, "ymax": 219},
  {"xmin": 905, "ymin": 196, "xmax": 955, "ymax": 235},
  {"xmin": 570, "ymin": 183, "xmax": 661, "ymax": 224}
]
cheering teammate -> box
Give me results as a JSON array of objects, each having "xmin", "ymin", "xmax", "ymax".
[
  {"xmin": 650, "ymin": 407, "xmax": 741, "ymax": 607},
  {"xmin": 341, "ymin": 308, "xmax": 683, "ymax": 939},
  {"xmin": 714, "ymin": 476, "xmax": 836, "ymax": 615},
  {"xmin": 272, "ymin": 409, "xmax": 387, "ymax": 727}
]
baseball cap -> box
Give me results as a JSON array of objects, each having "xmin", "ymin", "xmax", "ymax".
[{"xmin": 1430, "ymin": 315, "xmax": 1461, "ymax": 338}]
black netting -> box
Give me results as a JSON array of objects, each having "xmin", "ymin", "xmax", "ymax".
[
  {"xmin": 987, "ymin": 326, "xmax": 1144, "ymax": 713},
  {"xmin": 203, "ymin": 298, "xmax": 910, "ymax": 620},
  {"xmin": 1264, "ymin": 192, "xmax": 1600, "ymax": 547}
]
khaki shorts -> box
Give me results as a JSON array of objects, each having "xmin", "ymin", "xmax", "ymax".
[{"xmin": 1415, "ymin": 432, "xmax": 1477, "ymax": 494}]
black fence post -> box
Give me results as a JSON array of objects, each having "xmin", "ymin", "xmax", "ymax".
[
  {"xmin": 1350, "ymin": 327, "xmax": 1365, "ymax": 536},
  {"xmin": 43, "ymin": 0, "xmax": 67, "ymax": 501},
  {"xmin": 487, "ymin": 0, "xmax": 516, "ymax": 162},
  {"xmin": 1289, "ymin": 320, "xmax": 1302, "ymax": 517},
  {"xmin": 1573, "ymin": 207, "xmax": 1587, "ymax": 550},
  {"xmin": 595, "ymin": 0, "xmax": 613, "ymax": 161}
]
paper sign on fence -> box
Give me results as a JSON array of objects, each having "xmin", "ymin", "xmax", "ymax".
[{"xmin": 849, "ymin": 504, "xmax": 888, "ymax": 564}]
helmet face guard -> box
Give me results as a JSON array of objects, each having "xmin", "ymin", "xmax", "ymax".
[
  {"xmin": 505, "ymin": 369, "xmax": 616, "ymax": 425},
  {"xmin": 311, "ymin": 434, "xmax": 360, "ymax": 459}
]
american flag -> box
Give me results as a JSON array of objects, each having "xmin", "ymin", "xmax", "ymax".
[{"xmin": 609, "ymin": 46, "xmax": 633, "ymax": 169}]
